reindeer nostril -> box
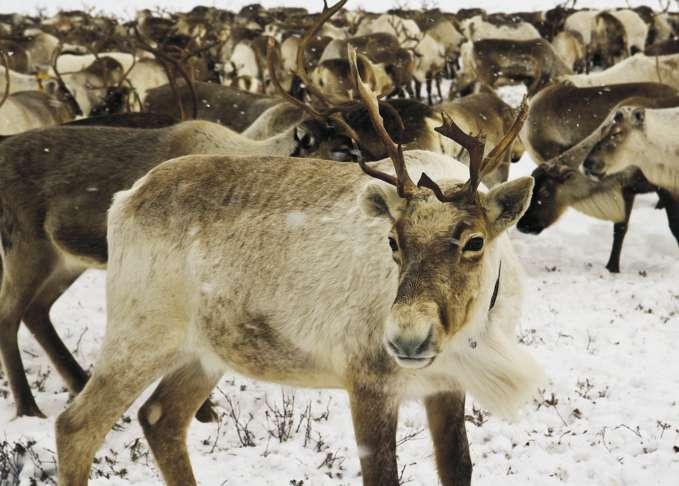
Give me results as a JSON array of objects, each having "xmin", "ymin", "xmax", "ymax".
[
  {"xmin": 387, "ymin": 328, "xmax": 434, "ymax": 358},
  {"xmin": 415, "ymin": 327, "xmax": 433, "ymax": 354},
  {"xmin": 517, "ymin": 218, "xmax": 542, "ymax": 234},
  {"xmin": 386, "ymin": 338, "xmax": 402, "ymax": 356}
]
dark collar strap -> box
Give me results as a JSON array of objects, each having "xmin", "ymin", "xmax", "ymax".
[{"xmin": 489, "ymin": 262, "xmax": 501, "ymax": 311}]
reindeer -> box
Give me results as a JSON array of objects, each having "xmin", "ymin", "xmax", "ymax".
[
  {"xmin": 0, "ymin": 109, "xmax": 364, "ymax": 418},
  {"xmin": 607, "ymin": 9, "xmax": 649, "ymax": 55},
  {"xmin": 311, "ymin": 39, "xmax": 395, "ymax": 103},
  {"xmin": 582, "ymin": 105, "xmax": 679, "ymax": 193},
  {"xmin": 563, "ymin": 10, "xmax": 599, "ymax": 53},
  {"xmin": 416, "ymin": 13, "xmax": 465, "ymax": 71},
  {"xmin": 53, "ymin": 52, "xmax": 140, "ymax": 74},
  {"xmin": 0, "ymin": 61, "xmax": 45, "ymax": 95},
  {"xmin": 0, "ymin": 90, "xmax": 77, "ymax": 134},
  {"xmin": 517, "ymin": 163, "xmax": 678, "ymax": 272},
  {"xmin": 355, "ymin": 13, "xmax": 423, "ymax": 48},
  {"xmin": 23, "ymin": 46, "xmax": 135, "ymax": 118},
  {"xmin": 90, "ymin": 57, "xmax": 169, "ymax": 115},
  {"xmin": 319, "ymin": 32, "xmax": 414, "ymax": 99},
  {"xmin": 0, "ymin": 51, "xmax": 80, "ymax": 133},
  {"xmin": 552, "ymin": 30, "xmax": 588, "ymax": 72},
  {"xmin": 521, "ymin": 81, "xmax": 677, "ymax": 163},
  {"xmin": 454, "ymin": 38, "xmax": 572, "ymax": 97},
  {"xmin": 224, "ymin": 40, "xmax": 263, "ymax": 92},
  {"xmin": 645, "ymin": 39, "xmax": 679, "ymax": 56},
  {"xmin": 460, "ymin": 14, "xmax": 541, "ymax": 41},
  {"xmin": 410, "ymin": 33, "xmax": 447, "ymax": 106},
  {"xmin": 143, "ymin": 81, "xmax": 287, "ymax": 132},
  {"xmin": 590, "ymin": 11, "xmax": 629, "ymax": 68},
  {"xmin": 55, "ymin": 37, "xmax": 541, "ymax": 486},
  {"xmin": 3, "ymin": 30, "xmax": 86, "ymax": 72},
  {"xmin": 561, "ymin": 53, "xmax": 679, "ymax": 89}
]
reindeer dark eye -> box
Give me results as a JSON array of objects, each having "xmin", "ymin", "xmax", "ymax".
[
  {"xmin": 463, "ymin": 236, "xmax": 484, "ymax": 252},
  {"xmin": 388, "ymin": 237, "xmax": 398, "ymax": 251}
]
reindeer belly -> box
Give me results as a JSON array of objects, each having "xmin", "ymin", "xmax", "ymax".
[{"xmin": 197, "ymin": 311, "xmax": 345, "ymax": 389}]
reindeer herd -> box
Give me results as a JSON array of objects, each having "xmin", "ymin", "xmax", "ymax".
[{"xmin": 0, "ymin": 1, "xmax": 677, "ymax": 485}]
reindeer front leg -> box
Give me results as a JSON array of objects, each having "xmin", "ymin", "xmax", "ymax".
[
  {"xmin": 348, "ymin": 384, "xmax": 399, "ymax": 486},
  {"xmin": 425, "ymin": 391, "xmax": 472, "ymax": 486}
]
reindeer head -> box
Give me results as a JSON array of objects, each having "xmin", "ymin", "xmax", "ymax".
[
  {"xmin": 516, "ymin": 162, "xmax": 577, "ymax": 234},
  {"xmin": 349, "ymin": 45, "xmax": 533, "ymax": 369},
  {"xmin": 582, "ymin": 106, "xmax": 646, "ymax": 178}
]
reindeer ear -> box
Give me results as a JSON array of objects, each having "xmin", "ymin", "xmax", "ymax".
[
  {"xmin": 483, "ymin": 177, "xmax": 535, "ymax": 235},
  {"xmin": 358, "ymin": 182, "xmax": 404, "ymax": 220}
]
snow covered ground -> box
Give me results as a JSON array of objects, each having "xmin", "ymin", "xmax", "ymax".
[{"xmin": 1, "ymin": 83, "xmax": 678, "ymax": 485}]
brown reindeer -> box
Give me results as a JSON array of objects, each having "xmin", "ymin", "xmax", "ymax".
[
  {"xmin": 143, "ymin": 81, "xmax": 290, "ymax": 133},
  {"xmin": 55, "ymin": 40, "xmax": 541, "ymax": 486},
  {"xmin": 454, "ymin": 38, "xmax": 572, "ymax": 97},
  {"xmin": 517, "ymin": 163, "xmax": 678, "ymax": 272},
  {"xmin": 0, "ymin": 114, "xmax": 354, "ymax": 418}
]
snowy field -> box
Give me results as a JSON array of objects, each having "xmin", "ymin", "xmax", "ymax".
[{"xmin": 0, "ymin": 82, "xmax": 678, "ymax": 484}]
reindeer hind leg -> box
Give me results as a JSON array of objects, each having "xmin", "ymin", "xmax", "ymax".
[
  {"xmin": 22, "ymin": 268, "xmax": 89, "ymax": 394},
  {"xmin": 139, "ymin": 359, "xmax": 221, "ymax": 486}
]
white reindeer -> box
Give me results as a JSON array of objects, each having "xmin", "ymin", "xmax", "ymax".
[
  {"xmin": 55, "ymin": 42, "xmax": 542, "ymax": 486},
  {"xmin": 583, "ymin": 105, "xmax": 679, "ymax": 192}
]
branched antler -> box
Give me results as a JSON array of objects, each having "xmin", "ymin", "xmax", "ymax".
[
  {"xmin": 434, "ymin": 97, "xmax": 528, "ymax": 201},
  {"xmin": 267, "ymin": 37, "xmax": 323, "ymax": 118},
  {"xmin": 266, "ymin": 2, "xmax": 362, "ymax": 143},
  {"xmin": 295, "ymin": 0, "xmax": 348, "ymax": 109},
  {"xmin": 349, "ymin": 46, "xmax": 416, "ymax": 197},
  {"xmin": 134, "ymin": 26, "xmax": 197, "ymax": 119}
]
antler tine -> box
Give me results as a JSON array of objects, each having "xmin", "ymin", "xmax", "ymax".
[
  {"xmin": 268, "ymin": 37, "xmax": 362, "ymax": 142},
  {"xmin": 133, "ymin": 26, "xmax": 198, "ymax": 119},
  {"xmin": 117, "ymin": 53, "xmax": 137, "ymax": 88},
  {"xmin": 0, "ymin": 51, "xmax": 10, "ymax": 110},
  {"xmin": 50, "ymin": 43, "xmax": 68, "ymax": 89},
  {"xmin": 479, "ymin": 96, "xmax": 528, "ymax": 178},
  {"xmin": 349, "ymin": 46, "xmax": 416, "ymax": 197},
  {"xmin": 435, "ymin": 111, "xmax": 485, "ymax": 198},
  {"xmin": 267, "ymin": 37, "xmax": 322, "ymax": 118},
  {"xmin": 295, "ymin": 0, "xmax": 348, "ymax": 108}
]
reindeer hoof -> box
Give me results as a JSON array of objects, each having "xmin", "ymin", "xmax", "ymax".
[
  {"xmin": 605, "ymin": 263, "xmax": 620, "ymax": 274},
  {"xmin": 195, "ymin": 398, "xmax": 219, "ymax": 423}
]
